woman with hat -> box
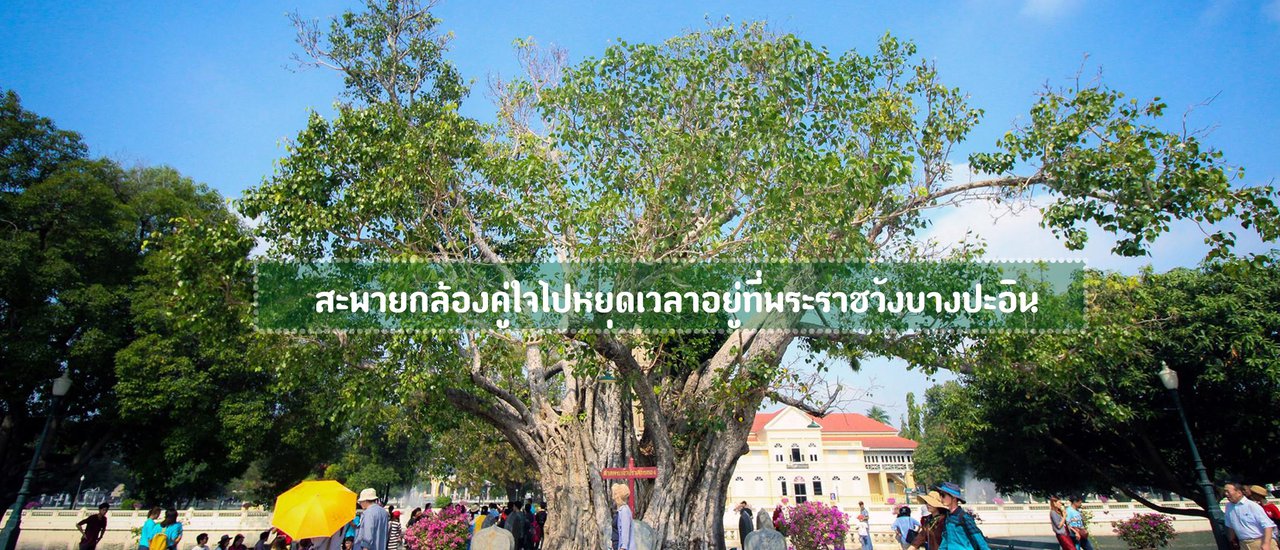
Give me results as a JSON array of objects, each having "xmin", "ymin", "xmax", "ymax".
[
  {"xmin": 907, "ymin": 490, "xmax": 947, "ymax": 550},
  {"xmin": 936, "ymin": 482, "xmax": 992, "ymax": 550},
  {"xmin": 1249, "ymin": 486, "xmax": 1280, "ymax": 532}
]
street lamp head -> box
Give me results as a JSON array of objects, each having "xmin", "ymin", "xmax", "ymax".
[
  {"xmin": 52, "ymin": 372, "xmax": 73, "ymax": 397},
  {"xmin": 1158, "ymin": 362, "xmax": 1179, "ymax": 391}
]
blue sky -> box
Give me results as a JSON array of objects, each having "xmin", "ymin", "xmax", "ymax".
[{"xmin": 4, "ymin": 0, "xmax": 1279, "ymax": 424}]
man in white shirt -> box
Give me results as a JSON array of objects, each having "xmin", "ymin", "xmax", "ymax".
[{"xmin": 1226, "ymin": 482, "xmax": 1276, "ymax": 550}]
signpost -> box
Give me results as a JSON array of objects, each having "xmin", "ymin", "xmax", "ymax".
[{"xmin": 600, "ymin": 458, "xmax": 658, "ymax": 511}]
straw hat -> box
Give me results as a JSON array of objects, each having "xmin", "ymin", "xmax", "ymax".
[{"xmin": 916, "ymin": 490, "xmax": 945, "ymax": 508}]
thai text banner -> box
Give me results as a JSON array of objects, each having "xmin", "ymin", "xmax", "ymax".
[{"xmin": 254, "ymin": 261, "xmax": 1086, "ymax": 333}]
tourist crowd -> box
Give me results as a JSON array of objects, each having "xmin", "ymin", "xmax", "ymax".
[
  {"xmin": 74, "ymin": 479, "xmax": 1280, "ymax": 550},
  {"xmin": 79, "ymin": 488, "xmax": 551, "ymax": 550}
]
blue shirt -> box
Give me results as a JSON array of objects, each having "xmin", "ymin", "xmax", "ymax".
[
  {"xmin": 615, "ymin": 504, "xmax": 634, "ymax": 550},
  {"xmin": 1226, "ymin": 499, "xmax": 1276, "ymax": 541},
  {"xmin": 355, "ymin": 505, "xmax": 388, "ymax": 550},
  {"xmin": 940, "ymin": 508, "xmax": 991, "ymax": 550},
  {"xmin": 893, "ymin": 516, "xmax": 921, "ymax": 544},
  {"xmin": 140, "ymin": 518, "xmax": 163, "ymax": 547},
  {"xmin": 1065, "ymin": 507, "xmax": 1085, "ymax": 529},
  {"xmin": 163, "ymin": 523, "xmax": 183, "ymax": 548}
]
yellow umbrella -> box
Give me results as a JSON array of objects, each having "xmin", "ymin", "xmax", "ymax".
[{"xmin": 272, "ymin": 480, "xmax": 357, "ymax": 539}]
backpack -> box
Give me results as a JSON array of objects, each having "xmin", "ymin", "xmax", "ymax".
[{"xmin": 149, "ymin": 533, "xmax": 169, "ymax": 550}]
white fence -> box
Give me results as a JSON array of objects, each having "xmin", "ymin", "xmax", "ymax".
[
  {"xmin": 4, "ymin": 501, "xmax": 1213, "ymax": 549},
  {"xmin": 721, "ymin": 500, "xmax": 1213, "ymax": 548}
]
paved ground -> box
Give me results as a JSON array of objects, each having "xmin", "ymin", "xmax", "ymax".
[{"xmin": 1008, "ymin": 532, "xmax": 1213, "ymax": 549}]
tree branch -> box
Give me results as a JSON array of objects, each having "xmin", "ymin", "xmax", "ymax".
[
  {"xmin": 867, "ymin": 174, "xmax": 1047, "ymax": 244},
  {"xmin": 443, "ymin": 388, "xmax": 542, "ymax": 470},
  {"xmin": 1048, "ymin": 435, "xmax": 1207, "ymax": 518},
  {"xmin": 463, "ymin": 334, "xmax": 535, "ymax": 427},
  {"xmin": 766, "ymin": 390, "xmax": 837, "ymax": 417}
]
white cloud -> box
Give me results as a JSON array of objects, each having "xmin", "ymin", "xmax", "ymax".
[
  {"xmin": 922, "ymin": 195, "xmax": 1275, "ymax": 273},
  {"xmin": 1020, "ymin": 0, "xmax": 1082, "ymax": 20}
]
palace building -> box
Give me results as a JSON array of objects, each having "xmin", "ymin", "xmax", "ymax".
[{"xmin": 726, "ymin": 406, "xmax": 918, "ymax": 508}]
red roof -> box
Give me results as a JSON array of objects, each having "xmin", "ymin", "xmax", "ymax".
[
  {"xmin": 859, "ymin": 436, "xmax": 919, "ymax": 450},
  {"xmin": 750, "ymin": 409, "xmax": 900, "ymax": 434}
]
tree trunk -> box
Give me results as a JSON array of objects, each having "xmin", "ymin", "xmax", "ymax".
[
  {"xmin": 536, "ymin": 382, "xmax": 627, "ymax": 550},
  {"xmin": 641, "ymin": 413, "xmax": 756, "ymax": 550}
]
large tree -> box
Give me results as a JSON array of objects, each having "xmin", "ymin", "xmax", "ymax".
[
  {"xmin": 929, "ymin": 259, "xmax": 1280, "ymax": 517},
  {"xmin": 241, "ymin": 3, "xmax": 1278, "ymax": 548},
  {"xmin": 0, "ymin": 90, "xmax": 249, "ymax": 502}
]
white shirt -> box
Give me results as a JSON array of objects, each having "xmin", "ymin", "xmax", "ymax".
[{"xmin": 856, "ymin": 521, "xmax": 870, "ymax": 537}]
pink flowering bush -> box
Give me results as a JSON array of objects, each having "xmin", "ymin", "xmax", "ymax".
[
  {"xmin": 1111, "ymin": 512, "xmax": 1177, "ymax": 550},
  {"xmin": 404, "ymin": 505, "xmax": 471, "ymax": 550},
  {"xmin": 773, "ymin": 501, "xmax": 850, "ymax": 550}
]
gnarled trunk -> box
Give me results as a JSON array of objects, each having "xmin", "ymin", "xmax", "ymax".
[
  {"xmin": 448, "ymin": 330, "xmax": 791, "ymax": 550},
  {"xmin": 640, "ymin": 408, "xmax": 757, "ymax": 550},
  {"xmin": 534, "ymin": 378, "xmax": 628, "ymax": 550}
]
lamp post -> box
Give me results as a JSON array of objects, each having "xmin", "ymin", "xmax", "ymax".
[
  {"xmin": 1158, "ymin": 362, "xmax": 1231, "ymax": 550},
  {"xmin": 69, "ymin": 475, "xmax": 85, "ymax": 510},
  {"xmin": 0, "ymin": 372, "xmax": 72, "ymax": 550}
]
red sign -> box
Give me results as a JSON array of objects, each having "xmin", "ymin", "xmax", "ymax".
[
  {"xmin": 600, "ymin": 466, "xmax": 658, "ymax": 480},
  {"xmin": 600, "ymin": 458, "xmax": 659, "ymax": 511}
]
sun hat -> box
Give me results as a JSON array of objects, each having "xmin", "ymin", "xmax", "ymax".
[
  {"xmin": 1250, "ymin": 485, "xmax": 1269, "ymax": 499},
  {"xmin": 936, "ymin": 482, "xmax": 966, "ymax": 504},
  {"xmin": 358, "ymin": 488, "xmax": 379, "ymax": 502},
  {"xmin": 916, "ymin": 490, "xmax": 945, "ymax": 508}
]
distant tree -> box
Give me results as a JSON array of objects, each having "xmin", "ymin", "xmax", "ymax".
[
  {"xmin": 865, "ymin": 406, "xmax": 891, "ymax": 425},
  {"xmin": 909, "ymin": 382, "xmax": 972, "ymax": 487},
  {"xmin": 901, "ymin": 392, "xmax": 923, "ymax": 441},
  {"xmin": 940, "ymin": 259, "xmax": 1280, "ymax": 520}
]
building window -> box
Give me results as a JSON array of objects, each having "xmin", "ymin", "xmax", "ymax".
[
  {"xmin": 793, "ymin": 482, "xmax": 808, "ymax": 504},
  {"xmin": 810, "ymin": 454, "xmax": 818, "ymax": 462},
  {"xmin": 813, "ymin": 481, "xmax": 823, "ymax": 496},
  {"xmin": 780, "ymin": 481, "xmax": 787, "ymax": 496},
  {"xmin": 791, "ymin": 447, "xmax": 803, "ymax": 462},
  {"xmin": 776, "ymin": 454, "xmax": 783, "ymax": 462}
]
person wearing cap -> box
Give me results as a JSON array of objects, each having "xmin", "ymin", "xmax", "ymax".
[
  {"xmin": 353, "ymin": 489, "xmax": 388, "ymax": 550},
  {"xmin": 935, "ymin": 482, "xmax": 991, "ymax": 550},
  {"xmin": 907, "ymin": 490, "xmax": 947, "ymax": 550},
  {"xmin": 1250, "ymin": 486, "xmax": 1280, "ymax": 532},
  {"xmin": 386, "ymin": 511, "xmax": 402, "ymax": 550},
  {"xmin": 1225, "ymin": 482, "xmax": 1275, "ymax": 550}
]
